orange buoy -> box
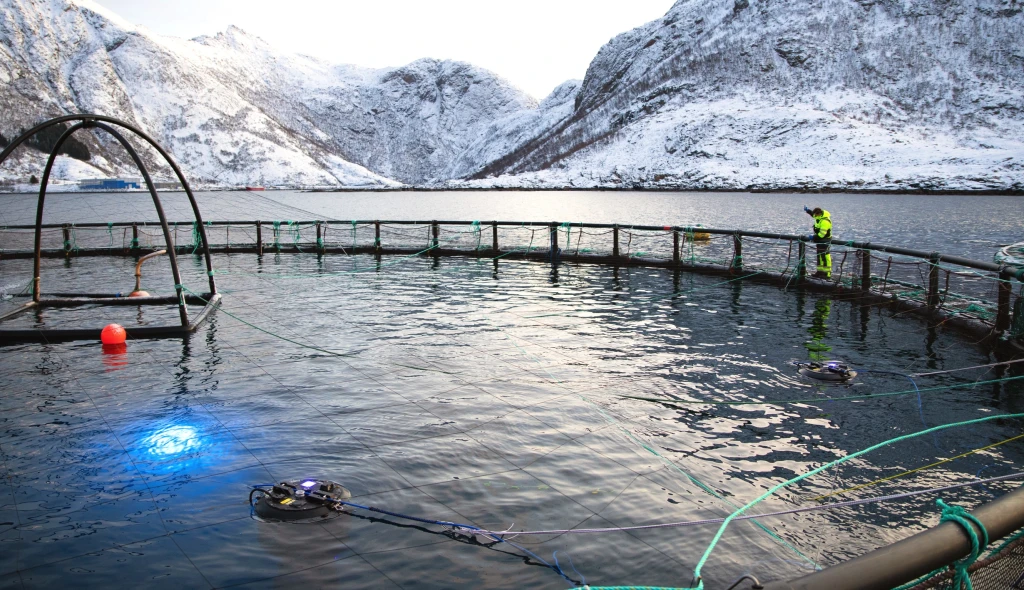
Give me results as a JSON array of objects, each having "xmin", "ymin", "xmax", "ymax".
[{"xmin": 100, "ymin": 323, "xmax": 127, "ymax": 345}]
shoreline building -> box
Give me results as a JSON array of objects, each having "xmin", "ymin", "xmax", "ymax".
[{"xmin": 79, "ymin": 178, "xmax": 182, "ymax": 191}]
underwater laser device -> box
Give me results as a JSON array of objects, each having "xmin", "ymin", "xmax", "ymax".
[
  {"xmin": 252, "ymin": 479, "xmax": 351, "ymax": 521},
  {"xmin": 796, "ymin": 361, "xmax": 857, "ymax": 382}
]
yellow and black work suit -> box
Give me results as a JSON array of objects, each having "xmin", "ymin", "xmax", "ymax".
[{"xmin": 812, "ymin": 211, "xmax": 832, "ymax": 278}]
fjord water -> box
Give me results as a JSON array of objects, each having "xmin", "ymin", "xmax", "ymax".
[
  {"xmin": 0, "ymin": 191, "xmax": 1022, "ymax": 588},
  {"xmin": 1, "ymin": 190, "xmax": 1022, "ymax": 261}
]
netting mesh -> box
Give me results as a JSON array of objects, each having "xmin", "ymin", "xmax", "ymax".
[{"xmin": 907, "ymin": 531, "xmax": 1024, "ymax": 590}]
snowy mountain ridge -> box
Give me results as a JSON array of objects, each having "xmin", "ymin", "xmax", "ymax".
[
  {"xmin": 0, "ymin": 0, "xmax": 534, "ymax": 187},
  {"xmin": 451, "ymin": 0, "xmax": 1024, "ymax": 191},
  {"xmin": 1, "ymin": 0, "xmax": 1022, "ymax": 191}
]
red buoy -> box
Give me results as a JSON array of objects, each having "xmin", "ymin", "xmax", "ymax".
[{"xmin": 100, "ymin": 323, "xmax": 127, "ymax": 345}]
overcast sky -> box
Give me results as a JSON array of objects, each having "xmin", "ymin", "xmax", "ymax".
[{"xmin": 93, "ymin": 0, "xmax": 677, "ymax": 100}]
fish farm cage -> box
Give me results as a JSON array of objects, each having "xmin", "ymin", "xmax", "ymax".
[
  {"xmin": 2, "ymin": 217, "xmax": 1022, "ymax": 353},
  {"xmin": 2, "ymin": 115, "xmax": 1024, "ymax": 588}
]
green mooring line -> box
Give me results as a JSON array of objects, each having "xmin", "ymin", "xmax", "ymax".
[{"xmin": 691, "ymin": 412, "xmax": 1024, "ymax": 589}]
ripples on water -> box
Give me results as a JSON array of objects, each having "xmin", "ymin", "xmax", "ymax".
[{"xmin": 1, "ymin": 246, "xmax": 1022, "ymax": 588}]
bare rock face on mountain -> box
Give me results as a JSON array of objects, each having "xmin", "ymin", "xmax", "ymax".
[
  {"xmin": 457, "ymin": 0, "xmax": 1024, "ymax": 191},
  {"xmin": 0, "ymin": 0, "xmax": 535, "ymax": 186}
]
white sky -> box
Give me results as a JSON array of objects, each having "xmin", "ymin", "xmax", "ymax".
[{"xmin": 92, "ymin": 0, "xmax": 677, "ymax": 100}]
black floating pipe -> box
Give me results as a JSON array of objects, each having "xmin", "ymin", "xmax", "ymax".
[
  {"xmin": 32, "ymin": 121, "xmax": 91, "ymax": 302},
  {"xmin": 764, "ymin": 485, "xmax": 1024, "ymax": 590},
  {"xmin": 92, "ymin": 121, "xmax": 189, "ymax": 327},
  {"xmin": 0, "ymin": 114, "xmax": 217, "ymax": 296}
]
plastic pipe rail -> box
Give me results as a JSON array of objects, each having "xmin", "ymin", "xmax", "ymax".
[{"xmin": 762, "ymin": 485, "xmax": 1024, "ymax": 590}]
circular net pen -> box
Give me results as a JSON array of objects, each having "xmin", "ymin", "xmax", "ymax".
[{"xmin": 6, "ymin": 219, "xmax": 1018, "ymax": 353}]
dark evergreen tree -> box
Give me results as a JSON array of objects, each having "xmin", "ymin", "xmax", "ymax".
[
  {"xmin": 0, "ymin": 132, "xmax": 8, "ymax": 148},
  {"xmin": 29, "ymin": 174, "xmax": 38, "ymax": 184},
  {"xmin": 23, "ymin": 122, "xmax": 91, "ymax": 161}
]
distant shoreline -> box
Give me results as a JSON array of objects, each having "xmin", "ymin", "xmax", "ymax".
[{"xmin": 1, "ymin": 186, "xmax": 1022, "ymax": 196}]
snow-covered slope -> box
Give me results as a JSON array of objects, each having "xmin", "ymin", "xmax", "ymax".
[
  {"xmin": 455, "ymin": 0, "xmax": 1024, "ymax": 191},
  {"xmin": 0, "ymin": 0, "xmax": 534, "ymax": 186},
  {"xmin": 3, "ymin": 0, "xmax": 1021, "ymax": 191}
]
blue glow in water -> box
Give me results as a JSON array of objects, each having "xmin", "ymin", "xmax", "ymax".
[{"xmin": 143, "ymin": 425, "xmax": 203, "ymax": 457}]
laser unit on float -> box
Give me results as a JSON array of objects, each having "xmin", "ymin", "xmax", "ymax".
[
  {"xmin": 251, "ymin": 479, "xmax": 351, "ymax": 521},
  {"xmin": 796, "ymin": 361, "xmax": 857, "ymax": 382}
]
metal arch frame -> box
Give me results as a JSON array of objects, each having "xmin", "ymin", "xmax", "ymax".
[{"xmin": 0, "ymin": 114, "xmax": 221, "ymax": 344}]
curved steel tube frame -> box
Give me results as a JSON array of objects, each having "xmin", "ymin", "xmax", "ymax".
[{"xmin": 0, "ymin": 114, "xmax": 220, "ymax": 343}]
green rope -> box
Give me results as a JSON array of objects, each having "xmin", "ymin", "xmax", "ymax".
[
  {"xmin": 107, "ymin": 222, "xmax": 114, "ymax": 248},
  {"xmin": 938, "ymin": 498, "xmax": 988, "ymax": 590},
  {"xmin": 290, "ymin": 221, "xmax": 302, "ymax": 252},
  {"xmin": 472, "ymin": 221, "xmax": 482, "ymax": 251},
  {"xmin": 63, "ymin": 225, "xmax": 79, "ymax": 253},
  {"xmin": 985, "ymin": 526, "xmax": 1024, "ymax": 558},
  {"xmin": 351, "ymin": 220, "xmax": 357, "ymax": 250},
  {"xmin": 891, "ymin": 499, "xmax": 992, "ymax": 590},
  {"xmin": 692, "ymin": 413, "xmax": 1024, "ymax": 589},
  {"xmin": 189, "ymin": 222, "xmax": 200, "ymax": 254},
  {"xmin": 1010, "ymin": 290, "xmax": 1024, "ymax": 339},
  {"xmin": 272, "ymin": 221, "xmax": 282, "ymax": 252}
]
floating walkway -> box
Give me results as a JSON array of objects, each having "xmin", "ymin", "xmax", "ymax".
[{"xmin": 2, "ymin": 218, "xmax": 1021, "ymax": 352}]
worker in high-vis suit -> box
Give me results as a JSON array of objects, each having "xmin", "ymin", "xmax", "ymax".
[{"xmin": 804, "ymin": 206, "xmax": 832, "ymax": 279}]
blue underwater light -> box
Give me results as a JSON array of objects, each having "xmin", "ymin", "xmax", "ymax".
[
  {"xmin": 300, "ymin": 480, "xmax": 317, "ymax": 489},
  {"xmin": 144, "ymin": 425, "xmax": 202, "ymax": 457}
]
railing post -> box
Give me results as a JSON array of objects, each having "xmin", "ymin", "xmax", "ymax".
[
  {"xmin": 997, "ymin": 270, "xmax": 1012, "ymax": 333},
  {"xmin": 928, "ymin": 252, "xmax": 940, "ymax": 308},
  {"xmin": 492, "ymin": 221, "xmax": 499, "ymax": 253},
  {"xmin": 797, "ymin": 241, "xmax": 807, "ymax": 282},
  {"xmin": 62, "ymin": 224, "xmax": 71, "ymax": 257},
  {"xmin": 374, "ymin": 221, "xmax": 381, "ymax": 253},
  {"xmin": 256, "ymin": 221, "xmax": 263, "ymax": 256},
  {"xmin": 673, "ymin": 227, "xmax": 680, "ymax": 266},
  {"xmin": 431, "ymin": 221, "xmax": 439, "ymax": 255},
  {"xmin": 860, "ymin": 247, "xmax": 871, "ymax": 294},
  {"xmin": 613, "ymin": 224, "xmax": 620, "ymax": 259},
  {"xmin": 131, "ymin": 222, "xmax": 139, "ymax": 252},
  {"xmin": 550, "ymin": 221, "xmax": 559, "ymax": 260},
  {"xmin": 315, "ymin": 221, "xmax": 323, "ymax": 253},
  {"xmin": 732, "ymin": 232, "xmax": 743, "ymax": 273}
]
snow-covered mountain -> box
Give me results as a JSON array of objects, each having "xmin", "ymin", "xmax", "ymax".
[
  {"xmin": 0, "ymin": 0, "xmax": 535, "ymax": 187},
  {"xmin": 453, "ymin": 0, "xmax": 1024, "ymax": 191},
  {"xmin": 2, "ymin": 0, "xmax": 1021, "ymax": 191}
]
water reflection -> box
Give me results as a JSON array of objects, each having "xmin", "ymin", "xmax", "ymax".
[
  {"xmin": 142, "ymin": 424, "xmax": 204, "ymax": 457},
  {"xmin": 101, "ymin": 342, "xmax": 128, "ymax": 371},
  {"xmin": 804, "ymin": 297, "xmax": 833, "ymax": 362}
]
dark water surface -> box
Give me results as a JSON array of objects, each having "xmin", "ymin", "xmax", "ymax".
[{"xmin": 0, "ymin": 191, "xmax": 1023, "ymax": 588}]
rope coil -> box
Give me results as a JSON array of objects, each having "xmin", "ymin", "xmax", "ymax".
[{"xmin": 937, "ymin": 498, "xmax": 988, "ymax": 590}]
